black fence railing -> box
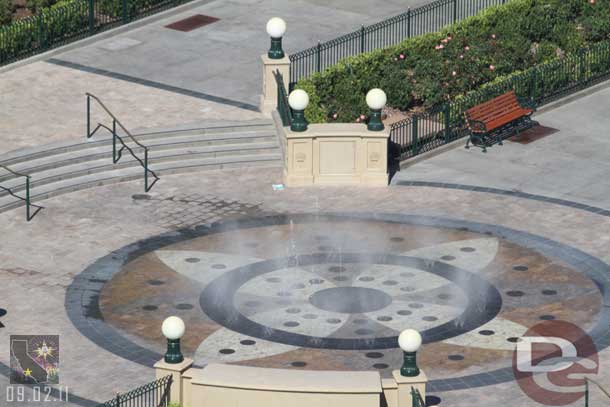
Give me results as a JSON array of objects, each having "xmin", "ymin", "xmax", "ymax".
[
  {"xmin": 0, "ymin": 0, "xmax": 191, "ymax": 66},
  {"xmin": 274, "ymin": 70, "xmax": 293, "ymax": 127},
  {"xmin": 0, "ymin": 164, "xmax": 44, "ymax": 221},
  {"xmin": 289, "ymin": 0, "xmax": 509, "ymax": 88},
  {"xmin": 86, "ymin": 92, "xmax": 159, "ymax": 192},
  {"xmin": 391, "ymin": 40, "xmax": 610, "ymax": 161},
  {"xmin": 411, "ymin": 387, "xmax": 425, "ymax": 407},
  {"xmin": 96, "ymin": 375, "xmax": 172, "ymax": 407}
]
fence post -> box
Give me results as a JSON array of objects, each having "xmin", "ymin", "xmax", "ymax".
[
  {"xmin": 88, "ymin": 0, "xmax": 95, "ymax": 33},
  {"xmin": 530, "ymin": 66, "xmax": 537, "ymax": 105},
  {"xmin": 407, "ymin": 8, "xmax": 411, "ymax": 38},
  {"xmin": 115, "ymin": 393, "xmax": 121, "ymax": 407},
  {"xmin": 86, "ymin": 95, "xmax": 91, "ymax": 139},
  {"xmin": 121, "ymin": 0, "xmax": 129, "ymax": 24},
  {"xmin": 444, "ymin": 103, "xmax": 451, "ymax": 143},
  {"xmin": 579, "ymin": 48, "xmax": 586, "ymax": 85},
  {"xmin": 412, "ymin": 115, "xmax": 419, "ymax": 156},
  {"xmin": 453, "ymin": 0, "xmax": 457, "ymax": 23},
  {"xmin": 25, "ymin": 176, "xmax": 31, "ymax": 222},
  {"xmin": 37, "ymin": 13, "xmax": 45, "ymax": 50},
  {"xmin": 316, "ymin": 41, "xmax": 321, "ymax": 73},
  {"xmin": 360, "ymin": 25, "xmax": 365, "ymax": 53}
]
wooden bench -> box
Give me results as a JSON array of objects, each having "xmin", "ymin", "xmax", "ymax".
[{"xmin": 464, "ymin": 90, "xmax": 538, "ymax": 152}]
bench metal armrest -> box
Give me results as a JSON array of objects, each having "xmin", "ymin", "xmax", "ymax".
[
  {"xmin": 517, "ymin": 97, "xmax": 537, "ymax": 112},
  {"xmin": 467, "ymin": 119, "xmax": 487, "ymax": 133}
]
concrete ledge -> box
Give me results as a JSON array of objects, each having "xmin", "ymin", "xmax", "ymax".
[{"xmin": 191, "ymin": 364, "xmax": 382, "ymax": 393}]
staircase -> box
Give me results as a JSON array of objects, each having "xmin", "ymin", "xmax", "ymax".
[{"xmin": 0, "ymin": 119, "xmax": 281, "ymax": 215}]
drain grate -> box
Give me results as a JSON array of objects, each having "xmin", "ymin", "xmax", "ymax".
[{"xmin": 165, "ymin": 14, "xmax": 220, "ymax": 32}]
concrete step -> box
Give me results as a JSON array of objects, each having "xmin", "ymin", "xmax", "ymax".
[
  {"xmin": 0, "ymin": 140, "xmax": 279, "ymax": 184},
  {"xmin": 0, "ymin": 153, "xmax": 282, "ymax": 213},
  {"xmin": 0, "ymin": 121, "xmax": 275, "ymax": 168}
]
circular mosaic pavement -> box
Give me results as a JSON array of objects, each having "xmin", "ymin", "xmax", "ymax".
[{"xmin": 68, "ymin": 213, "xmax": 610, "ymax": 390}]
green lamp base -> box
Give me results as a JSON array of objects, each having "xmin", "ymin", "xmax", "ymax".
[
  {"xmin": 164, "ymin": 338, "xmax": 184, "ymax": 364},
  {"xmin": 291, "ymin": 109, "xmax": 308, "ymax": 132},
  {"xmin": 268, "ymin": 37, "xmax": 285, "ymax": 59},
  {"xmin": 367, "ymin": 108, "xmax": 384, "ymax": 131},
  {"xmin": 400, "ymin": 351, "xmax": 420, "ymax": 377}
]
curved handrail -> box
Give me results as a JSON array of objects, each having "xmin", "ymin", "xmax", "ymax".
[{"xmin": 0, "ymin": 164, "xmax": 43, "ymax": 221}]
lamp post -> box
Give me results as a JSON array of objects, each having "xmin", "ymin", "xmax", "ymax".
[
  {"xmin": 366, "ymin": 88, "xmax": 387, "ymax": 131},
  {"xmin": 288, "ymin": 89, "xmax": 309, "ymax": 132},
  {"xmin": 398, "ymin": 329, "xmax": 422, "ymax": 377},
  {"xmin": 162, "ymin": 316, "xmax": 185, "ymax": 364},
  {"xmin": 266, "ymin": 17, "xmax": 286, "ymax": 59}
]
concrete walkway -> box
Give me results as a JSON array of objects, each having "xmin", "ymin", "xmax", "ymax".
[{"xmin": 393, "ymin": 85, "xmax": 610, "ymax": 210}]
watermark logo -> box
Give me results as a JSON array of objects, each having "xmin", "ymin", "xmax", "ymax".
[
  {"xmin": 512, "ymin": 320, "xmax": 598, "ymax": 405},
  {"xmin": 10, "ymin": 335, "xmax": 59, "ymax": 384}
]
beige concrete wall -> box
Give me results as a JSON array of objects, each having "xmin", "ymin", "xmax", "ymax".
[
  {"xmin": 283, "ymin": 123, "xmax": 390, "ymax": 187},
  {"xmin": 260, "ymin": 55, "xmax": 290, "ymax": 116}
]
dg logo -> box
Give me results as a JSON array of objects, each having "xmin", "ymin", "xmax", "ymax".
[{"xmin": 512, "ymin": 320, "xmax": 599, "ymax": 405}]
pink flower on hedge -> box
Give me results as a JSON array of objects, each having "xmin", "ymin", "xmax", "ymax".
[
  {"xmin": 394, "ymin": 58, "xmax": 398, "ymax": 61},
  {"xmin": 491, "ymin": 34, "xmax": 496, "ymax": 39},
  {"xmin": 332, "ymin": 113, "xmax": 338, "ymax": 120},
  {"xmin": 399, "ymin": 54, "xmax": 405, "ymax": 59},
  {"xmin": 447, "ymin": 35, "xmax": 453, "ymax": 40},
  {"xmin": 489, "ymin": 64, "xmax": 495, "ymax": 71},
  {"xmin": 360, "ymin": 114, "xmax": 366, "ymax": 120},
  {"xmin": 590, "ymin": 0, "xmax": 595, "ymax": 4},
  {"xmin": 452, "ymin": 71, "xmax": 457, "ymax": 76},
  {"xmin": 441, "ymin": 38, "xmax": 448, "ymax": 44},
  {"xmin": 459, "ymin": 54, "xmax": 464, "ymax": 59},
  {"xmin": 439, "ymin": 44, "xmax": 444, "ymax": 49},
  {"xmin": 464, "ymin": 46, "xmax": 470, "ymax": 51},
  {"xmin": 356, "ymin": 118, "xmax": 361, "ymax": 123}
]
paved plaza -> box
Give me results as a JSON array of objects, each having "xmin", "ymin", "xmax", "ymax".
[{"xmin": 1, "ymin": 0, "xmax": 610, "ymax": 406}]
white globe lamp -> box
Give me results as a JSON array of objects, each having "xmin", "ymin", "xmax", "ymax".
[
  {"xmin": 366, "ymin": 88, "xmax": 387, "ymax": 131},
  {"xmin": 162, "ymin": 316, "xmax": 185, "ymax": 363},
  {"xmin": 398, "ymin": 329, "xmax": 422, "ymax": 376},
  {"xmin": 266, "ymin": 17, "xmax": 287, "ymax": 59},
  {"xmin": 288, "ymin": 89, "xmax": 309, "ymax": 132}
]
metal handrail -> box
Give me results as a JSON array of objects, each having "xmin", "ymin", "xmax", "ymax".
[
  {"xmin": 410, "ymin": 387, "xmax": 425, "ymax": 407},
  {"xmin": 86, "ymin": 93, "xmax": 159, "ymax": 192},
  {"xmin": 585, "ymin": 377, "xmax": 610, "ymax": 406},
  {"xmin": 0, "ymin": 164, "xmax": 43, "ymax": 221}
]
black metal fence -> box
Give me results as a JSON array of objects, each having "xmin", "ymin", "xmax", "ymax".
[
  {"xmin": 0, "ymin": 0, "xmax": 190, "ymax": 66},
  {"xmin": 273, "ymin": 70, "xmax": 292, "ymax": 127},
  {"xmin": 289, "ymin": 0, "xmax": 509, "ymax": 88},
  {"xmin": 96, "ymin": 375, "xmax": 172, "ymax": 407},
  {"xmin": 391, "ymin": 40, "xmax": 610, "ymax": 161}
]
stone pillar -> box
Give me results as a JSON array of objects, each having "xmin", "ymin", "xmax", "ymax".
[
  {"xmin": 154, "ymin": 358, "xmax": 194, "ymax": 406},
  {"xmin": 260, "ymin": 54, "xmax": 290, "ymax": 116},
  {"xmin": 392, "ymin": 370, "xmax": 427, "ymax": 407}
]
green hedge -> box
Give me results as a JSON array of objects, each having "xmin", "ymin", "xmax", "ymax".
[{"xmin": 297, "ymin": 0, "xmax": 610, "ymax": 123}]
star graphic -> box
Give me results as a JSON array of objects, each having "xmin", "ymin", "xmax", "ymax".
[{"xmin": 24, "ymin": 368, "xmax": 32, "ymax": 377}]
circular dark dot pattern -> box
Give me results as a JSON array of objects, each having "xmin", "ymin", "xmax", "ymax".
[
  {"xmin": 438, "ymin": 293, "xmax": 452, "ymax": 300},
  {"xmin": 211, "ymin": 264, "xmax": 227, "ymax": 269},
  {"xmin": 286, "ymin": 308, "xmax": 301, "ymax": 314},
  {"xmin": 542, "ymin": 289, "xmax": 557, "ymax": 296},
  {"xmin": 373, "ymin": 363, "xmax": 389, "ymax": 369},
  {"xmin": 540, "ymin": 314, "xmax": 555, "ymax": 320},
  {"xmin": 448, "ymin": 354, "xmax": 464, "ymax": 361},
  {"xmin": 292, "ymin": 283, "xmax": 306, "ymax": 289},
  {"xmin": 185, "ymin": 258, "xmax": 200, "ymax": 263},
  {"xmin": 409, "ymin": 303, "xmax": 424, "ymax": 309},
  {"xmin": 147, "ymin": 279, "xmax": 165, "ymax": 286},
  {"xmin": 302, "ymin": 314, "xmax": 318, "ymax": 319},
  {"xmin": 277, "ymin": 291, "xmax": 292, "ymax": 297},
  {"xmin": 219, "ymin": 349, "xmax": 235, "ymax": 355},
  {"xmin": 400, "ymin": 286, "xmax": 416, "ymax": 292},
  {"xmin": 460, "ymin": 247, "xmax": 476, "ymax": 252},
  {"xmin": 291, "ymin": 361, "xmax": 307, "ymax": 367},
  {"xmin": 441, "ymin": 255, "xmax": 456, "ymax": 261},
  {"xmin": 142, "ymin": 305, "xmax": 158, "ymax": 311},
  {"xmin": 353, "ymin": 319, "xmax": 368, "ymax": 325},
  {"xmin": 284, "ymin": 321, "xmax": 300, "ymax": 327},
  {"xmin": 422, "ymin": 316, "xmax": 438, "ymax": 322},
  {"xmin": 333, "ymin": 276, "xmax": 349, "ymax": 282},
  {"xmin": 377, "ymin": 316, "xmax": 393, "ymax": 322},
  {"xmin": 478, "ymin": 330, "xmax": 495, "ymax": 336},
  {"xmin": 243, "ymin": 300, "xmax": 262, "ymax": 308},
  {"xmin": 390, "ymin": 237, "xmax": 405, "ymax": 242},
  {"xmin": 355, "ymin": 329, "xmax": 374, "ymax": 335},
  {"xmin": 175, "ymin": 303, "xmax": 194, "ymax": 310},
  {"xmin": 506, "ymin": 290, "xmax": 525, "ymax": 297},
  {"xmin": 266, "ymin": 277, "xmax": 281, "ymax": 283},
  {"xmin": 309, "ymin": 278, "xmax": 325, "ymax": 285},
  {"xmin": 328, "ymin": 266, "xmax": 347, "ymax": 273},
  {"xmin": 0, "ymin": 308, "xmax": 6, "ymax": 317},
  {"xmin": 326, "ymin": 318, "xmax": 342, "ymax": 324},
  {"xmin": 400, "ymin": 272, "xmax": 415, "ymax": 278},
  {"xmin": 382, "ymin": 280, "xmax": 398, "ymax": 286},
  {"xmin": 365, "ymin": 352, "xmax": 384, "ymax": 359},
  {"xmin": 359, "ymin": 276, "xmax": 374, "ymax": 282},
  {"xmin": 513, "ymin": 265, "xmax": 529, "ymax": 271},
  {"xmin": 397, "ymin": 310, "xmax": 412, "ymax": 316},
  {"xmin": 240, "ymin": 340, "xmax": 256, "ymax": 346},
  {"xmin": 507, "ymin": 337, "xmax": 522, "ymax": 343}
]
